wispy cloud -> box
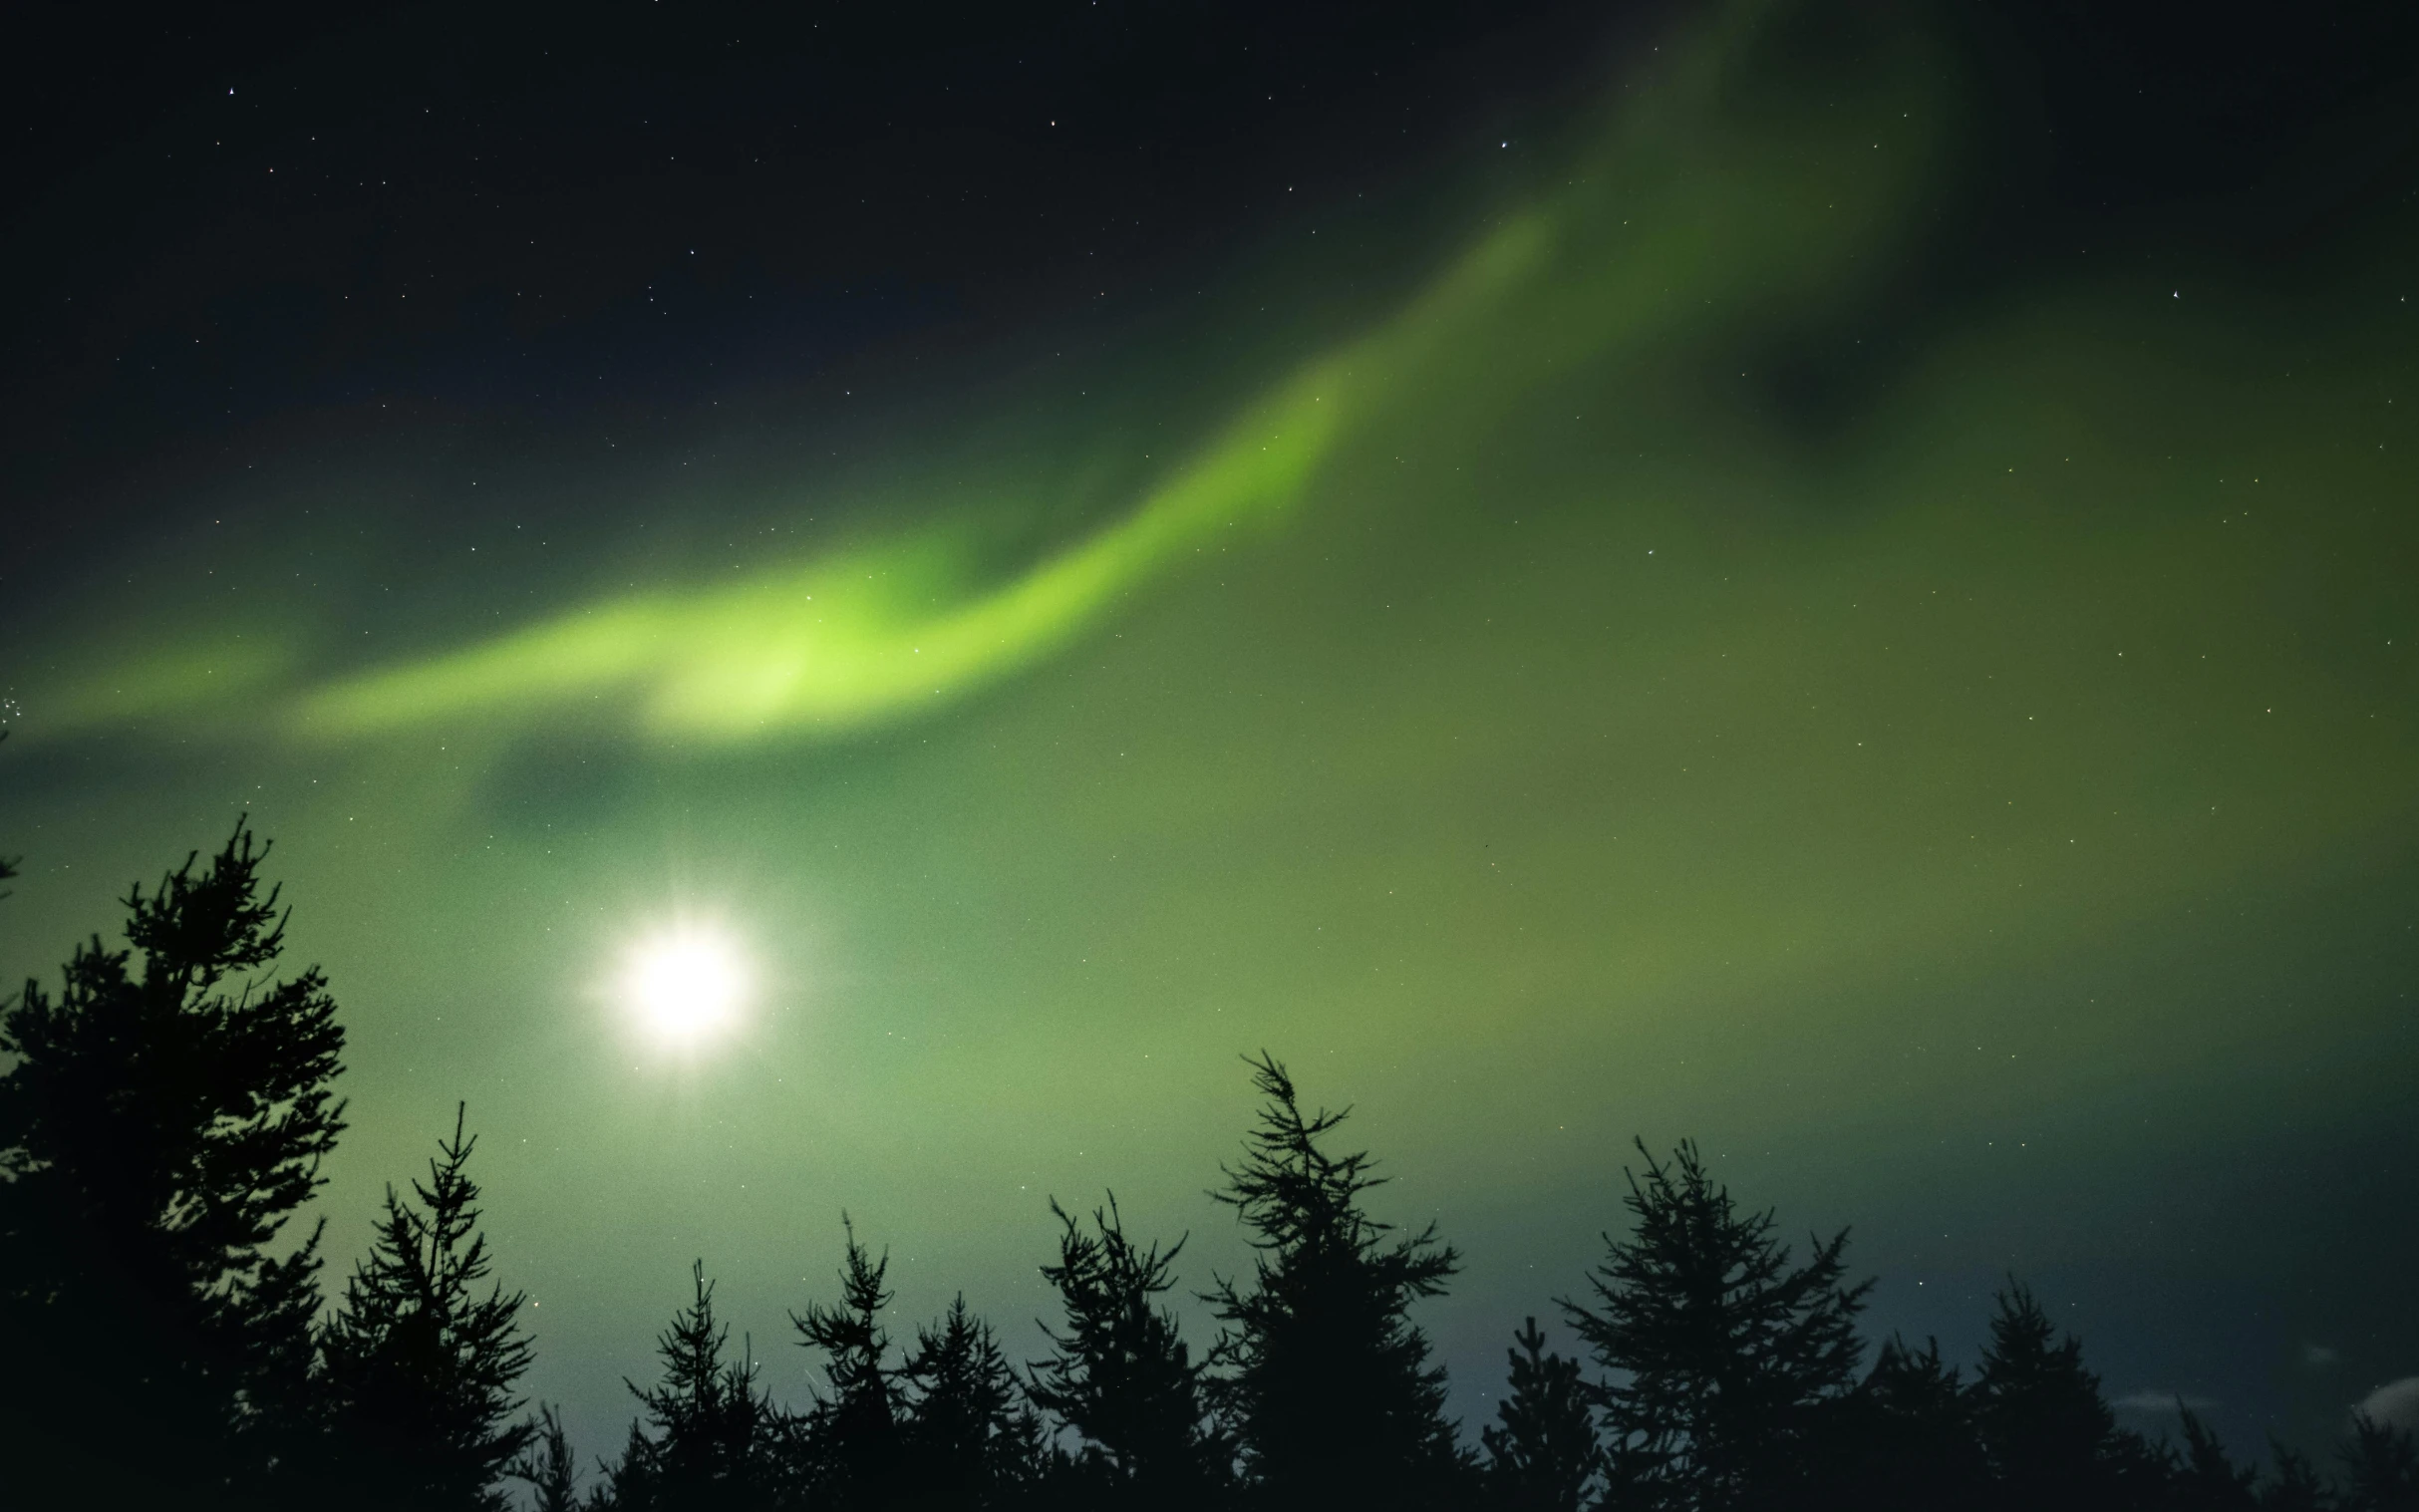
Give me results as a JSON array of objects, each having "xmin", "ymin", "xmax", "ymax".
[{"xmin": 2356, "ymin": 1377, "xmax": 2419, "ymax": 1430}]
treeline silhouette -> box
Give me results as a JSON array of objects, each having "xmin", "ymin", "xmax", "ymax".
[{"xmin": 2, "ymin": 824, "xmax": 2413, "ymax": 1511}]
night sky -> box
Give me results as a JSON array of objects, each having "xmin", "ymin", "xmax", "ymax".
[{"xmin": 5, "ymin": 0, "xmax": 2417, "ymax": 1472}]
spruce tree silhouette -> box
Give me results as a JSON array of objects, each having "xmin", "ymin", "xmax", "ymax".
[
  {"xmin": 1969, "ymin": 1282, "xmax": 2169, "ymax": 1512},
  {"xmin": 1029, "ymin": 1193, "xmax": 1228, "ymax": 1509},
  {"xmin": 608, "ymin": 1260, "xmax": 779, "ymax": 1512},
  {"xmin": 509, "ymin": 1403, "xmax": 586, "ymax": 1512},
  {"xmin": 319, "ymin": 1102, "xmax": 536, "ymax": 1510},
  {"xmin": 793, "ymin": 1218, "xmax": 906, "ymax": 1509},
  {"xmin": 1480, "ymin": 1317, "xmax": 1602, "ymax": 1512},
  {"xmin": 898, "ymin": 1295, "xmax": 1050, "ymax": 1509},
  {"xmin": 1205, "ymin": 1052, "xmax": 1470, "ymax": 1512},
  {"xmin": 2171, "ymin": 1405, "xmax": 2260, "ymax": 1510},
  {"xmin": 1827, "ymin": 1336, "xmax": 1988, "ymax": 1510},
  {"xmin": 2338, "ymin": 1412, "xmax": 2419, "ymax": 1512},
  {"xmin": 2258, "ymin": 1442, "xmax": 2333, "ymax": 1512},
  {"xmin": 0, "ymin": 820, "xmax": 345, "ymax": 1508},
  {"xmin": 1559, "ymin": 1138, "xmax": 1869, "ymax": 1512}
]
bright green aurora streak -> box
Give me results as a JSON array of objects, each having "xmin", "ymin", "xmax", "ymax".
[{"xmin": 69, "ymin": 1, "xmax": 1954, "ymax": 746}]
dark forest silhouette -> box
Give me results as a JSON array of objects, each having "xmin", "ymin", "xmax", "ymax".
[{"xmin": 3, "ymin": 826, "xmax": 2414, "ymax": 1510}]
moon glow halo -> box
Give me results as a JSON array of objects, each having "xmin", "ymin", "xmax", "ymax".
[{"xmin": 620, "ymin": 924, "xmax": 752, "ymax": 1048}]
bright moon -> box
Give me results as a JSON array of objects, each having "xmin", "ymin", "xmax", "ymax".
[{"xmin": 619, "ymin": 925, "xmax": 752, "ymax": 1045}]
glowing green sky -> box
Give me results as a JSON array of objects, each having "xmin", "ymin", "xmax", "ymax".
[{"xmin": 4, "ymin": 0, "xmax": 2414, "ymax": 1461}]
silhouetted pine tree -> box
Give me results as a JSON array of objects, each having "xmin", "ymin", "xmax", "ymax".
[
  {"xmin": 898, "ymin": 1295, "xmax": 1049, "ymax": 1509},
  {"xmin": 608, "ymin": 1261, "xmax": 780, "ymax": 1511},
  {"xmin": 2258, "ymin": 1442, "xmax": 2334, "ymax": 1512},
  {"xmin": 1029, "ymin": 1194, "xmax": 1227, "ymax": 1508},
  {"xmin": 0, "ymin": 821, "xmax": 345, "ymax": 1508},
  {"xmin": 1205, "ymin": 1052, "xmax": 1470, "ymax": 1512},
  {"xmin": 1480, "ymin": 1317, "xmax": 1601, "ymax": 1512},
  {"xmin": 792, "ymin": 1218, "xmax": 906, "ymax": 1509},
  {"xmin": 510, "ymin": 1403, "xmax": 588, "ymax": 1512},
  {"xmin": 1560, "ymin": 1138, "xmax": 1869, "ymax": 1512},
  {"xmin": 2170, "ymin": 1406, "xmax": 2261, "ymax": 1511},
  {"xmin": 1824, "ymin": 1335, "xmax": 1989, "ymax": 1510},
  {"xmin": 319, "ymin": 1102, "xmax": 535, "ymax": 1510},
  {"xmin": 1969, "ymin": 1282, "xmax": 2165, "ymax": 1512},
  {"xmin": 2337, "ymin": 1413, "xmax": 2419, "ymax": 1512}
]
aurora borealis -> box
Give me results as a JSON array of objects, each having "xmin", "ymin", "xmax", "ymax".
[{"xmin": 4, "ymin": 0, "xmax": 2416, "ymax": 1474}]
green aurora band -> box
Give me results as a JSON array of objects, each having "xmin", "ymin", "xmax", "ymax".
[{"xmin": 62, "ymin": 0, "xmax": 1958, "ymax": 746}]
